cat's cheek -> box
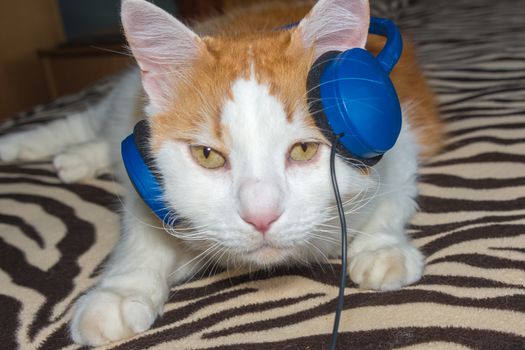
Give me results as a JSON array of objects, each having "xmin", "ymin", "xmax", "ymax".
[{"xmin": 155, "ymin": 141, "xmax": 233, "ymax": 222}]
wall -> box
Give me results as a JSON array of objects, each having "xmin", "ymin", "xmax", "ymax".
[
  {"xmin": 0, "ymin": 0, "xmax": 64, "ymax": 121},
  {"xmin": 58, "ymin": 0, "xmax": 177, "ymax": 41}
]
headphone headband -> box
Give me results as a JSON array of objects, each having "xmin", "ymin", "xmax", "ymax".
[{"xmin": 368, "ymin": 17, "xmax": 403, "ymax": 74}]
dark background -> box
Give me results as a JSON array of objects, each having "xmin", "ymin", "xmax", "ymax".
[{"xmin": 58, "ymin": 0, "xmax": 178, "ymax": 42}]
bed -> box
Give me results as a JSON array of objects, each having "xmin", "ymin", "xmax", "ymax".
[{"xmin": 1, "ymin": 0, "xmax": 524, "ymax": 348}]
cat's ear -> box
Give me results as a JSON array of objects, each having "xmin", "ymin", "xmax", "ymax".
[
  {"xmin": 121, "ymin": 0, "xmax": 203, "ymax": 110},
  {"xmin": 296, "ymin": 0, "xmax": 370, "ymax": 59}
]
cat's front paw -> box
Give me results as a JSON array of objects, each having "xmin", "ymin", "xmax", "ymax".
[
  {"xmin": 70, "ymin": 288, "xmax": 159, "ymax": 346},
  {"xmin": 0, "ymin": 134, "xmax": 50, "ymax": 162},
  {"xmin": 53, "ymin": 153, "xmax": 94, "ymax": 183},
  {"xmin": 348, "ymin": 244, "xmax": 424, "ymax": 291},
  {"xmin": 0, "ymin": 137, "xmax": 21, "ymax": 162}
]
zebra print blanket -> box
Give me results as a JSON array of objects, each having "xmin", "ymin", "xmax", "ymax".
[{"xmin": 1, "ymin": 0, "xmax": 525, "ymax": 348}]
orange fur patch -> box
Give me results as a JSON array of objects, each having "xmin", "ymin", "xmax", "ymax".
[{"xmin": 150, "ymin": 1, "xmax": 443, "ymax": 161}]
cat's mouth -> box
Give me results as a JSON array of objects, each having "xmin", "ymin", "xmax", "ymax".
[{"xmin": 245, "ymin": 242, "xmax": 280, "ymax": 254}]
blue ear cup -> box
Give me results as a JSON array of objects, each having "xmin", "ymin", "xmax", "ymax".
[
  {"xmin": 307, "ymin": 17, "xmax": 403, "ymax": 165},
  {"xmin": 121, "ymin": 120, "xmax": 172, "ymax": 223}
]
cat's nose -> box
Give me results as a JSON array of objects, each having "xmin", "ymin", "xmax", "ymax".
[
  {"xmin": 237, "ymin": 179, "xmax": 283, "ymax": 234},
  {"xmin": 241, "ymin": 212, "xmax": 281, "ymax": 234}
]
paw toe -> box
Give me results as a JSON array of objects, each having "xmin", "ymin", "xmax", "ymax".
[
  {"xmin": 71, "ymin": 290, "xmax": 129, "ymax": 346},
  {"xmin": 349, "ymin": 245, "xmax": 423, "ymax": 291},
  {"xmin": 0, "ymin": 143, "xmax": 19, "ymax": 162},
  {"xmin": 122, "ymin": 296, "xmax": 156, "ymax": 333},
  {"xmin": 54, "ymin": 154, "xmax": 92, "ymax": 183},
  {"xmin": 70, "ymin": 289, "xmax": 157, "ymax": 346}
]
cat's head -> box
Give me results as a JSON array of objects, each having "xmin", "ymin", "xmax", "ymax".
[{"xmin": 121, "ymin": 0, "xmax": 374, "ymax": 267}]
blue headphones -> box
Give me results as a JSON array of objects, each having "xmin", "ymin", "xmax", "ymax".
[{"xmin": 121, "ymin": 17, "xmax": 403, "ymax": 223}]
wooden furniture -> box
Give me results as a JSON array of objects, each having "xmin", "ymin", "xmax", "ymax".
[
  {"xmin": 0, "ymin": 0, "xmax": 63, "ymax": 121},
  {"xmin": 34, "ymin": 1, "xmax": 266, "ymax": 106},
  {"xmin": 38, "ymin": 0, "xmax": 226, "ymax": 100},
  {"xmin": 39, "ymin": 43, "xmax": 134, "ymax": 99}
]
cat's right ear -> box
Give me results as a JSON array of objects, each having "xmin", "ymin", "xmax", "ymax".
[{"xmin": 121, "ymin": 0, "xmax": 204, "ymax": 111}]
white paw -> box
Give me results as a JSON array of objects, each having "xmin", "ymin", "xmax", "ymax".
[
  {"xmin": 0, "ymin": 139, "xmax": 20, "ymax": 162},
  {"xmin": 53, "ymin": 153, "xmax": 93, "ymax": 183},
  {"xmin": 349, "ymin": 244, "xmax": 424, "ymax": 291},
  {"xmin": 70, "ymin": 288, "xmax": 159, "ymax": 346},
  {"xmin": 0, "ymin": 134, "xmax": 51, "ymax": 162}
]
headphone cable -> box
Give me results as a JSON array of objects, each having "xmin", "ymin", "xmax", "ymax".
[{"xmin": 329, "ymin": 133, "xmax": 348, "ymax": 350}]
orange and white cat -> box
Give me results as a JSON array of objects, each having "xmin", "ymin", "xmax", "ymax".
[{"xmin": 0, "ymin": 0, "xmax": 443, "ymax": 346}]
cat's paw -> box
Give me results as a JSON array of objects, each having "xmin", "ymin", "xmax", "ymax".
[
  {"xmin": 70, "ymin": 288, "xmax": 159, "ymax": 346},
  {"xmin": 0, "ymin": 137, "xmax": 21, "ymax": 162},
  {"xmin": 348, "ymin": 244, "xmax": 424, "ymax": 291},
  {"xmin": 53, "ymin": 153, "xmax": 93, "ymax": 183},
  {"xmin": 0, "ymin": 134, "xmax": 51, "ymax": 162}
]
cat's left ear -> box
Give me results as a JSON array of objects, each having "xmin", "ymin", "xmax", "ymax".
[
  {"xmin": 121, "ymin": 0, "xmax": 204, "ymax": 111},
  {"xmin": 295, "ymin": 0, "xmax": 370, "ymax": 60}
]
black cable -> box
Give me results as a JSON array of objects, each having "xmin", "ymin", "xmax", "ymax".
[{"xmin": 329, "ymin": 133, "xmax": 348, "ymax": 350}]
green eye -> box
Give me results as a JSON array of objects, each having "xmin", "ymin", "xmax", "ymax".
[
  {"xmin": 289, "ymin": 142, "xmax": 319, "ymax": 161},
  {"xmin": 190, "ymin": 145, "xmax": 226, "ymax": 169}
]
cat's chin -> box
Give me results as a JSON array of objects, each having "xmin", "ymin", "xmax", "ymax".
[{"xmin": 239, "ymin": 243, "xmax": 292, "ymax": 267}]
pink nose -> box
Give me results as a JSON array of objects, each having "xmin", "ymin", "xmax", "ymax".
[{"xmin": 242, "ymin": 212, "xmax": 281, "ymax": 234}]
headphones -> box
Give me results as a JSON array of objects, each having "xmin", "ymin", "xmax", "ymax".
[{"xmin": 121, "ymin": 17, "xmax": 403, "ymax": 224}]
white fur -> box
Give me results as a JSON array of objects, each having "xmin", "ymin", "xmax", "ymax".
[
  {"xmin": 347, "ymin": 119, "xmax": 424, "ymax": 291},
  {"xmin": 53, "ymin": 140, "xmax": 112, "ymax": 183},
  {"xmin": 0, "ymin": 0, "xmax": 424, "ymax": 345}
]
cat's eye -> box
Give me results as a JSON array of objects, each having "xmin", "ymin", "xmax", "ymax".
[
  {"xmin": 190, "ymin": 145, "xmax": 226, "ymax": 169},
  {"xmin": 289, "ymin": 142, "xmax": 319, "ymax": 162}
]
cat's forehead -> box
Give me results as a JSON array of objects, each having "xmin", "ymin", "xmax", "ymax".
[
  {"xmin": 150, "ymin": 32, "xmax": 316, "ymax": 151},
  {"xmin": 222, "ymin": 73, "xmax": 312, "ymax": 150}
]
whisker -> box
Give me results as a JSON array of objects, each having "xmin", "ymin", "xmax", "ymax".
[
  {"xmin": 168, "ymin": 242, "xmax": 220, "ymax": 279},
  {"xmin": 304, "ymin": 240, "xmax": 333, "ymax": 271},
  {"xmin": 91, "ymin": 46, "xmax": 134, "ymax": 57},
  {"xmin": 184, "ymin": 244, "xmax": 224, "ymax": 282}
]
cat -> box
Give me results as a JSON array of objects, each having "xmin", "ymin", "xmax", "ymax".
[{"xmin": 0, "ymin": 0, "xmax": 443, "ymax": 346}]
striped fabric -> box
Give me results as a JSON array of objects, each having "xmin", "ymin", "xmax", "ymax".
[{"xmin": 1, "ymin": 0, "xmax": 525, "ymax": 348}]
